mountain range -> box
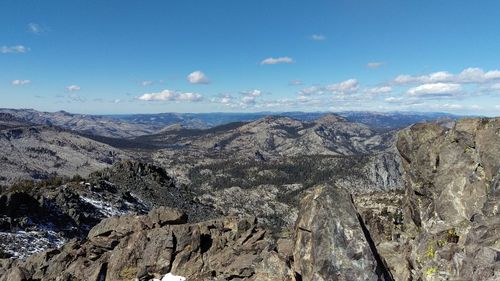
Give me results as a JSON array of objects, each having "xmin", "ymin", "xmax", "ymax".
[
  {"xmin": 0, "ymin": 108, "xmax": 498, "ymax": 281},
  {"xmin": 0, "ymin": 108, "xmax": 464, "ymax": 137}
]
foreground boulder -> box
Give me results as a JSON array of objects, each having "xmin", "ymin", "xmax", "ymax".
[{"xmin": 293, "ymin": 184, "xmax": 392, "ymax": 281}]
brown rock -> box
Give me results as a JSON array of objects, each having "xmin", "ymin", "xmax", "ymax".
[{"xmin": 148, "ymin": 206, "xmax": 187, "ymax": 226}]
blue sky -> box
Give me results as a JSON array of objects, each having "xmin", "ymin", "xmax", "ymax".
[{"xmin": 1, "ymin": 0, "xmax": 499, "ymax": 115}]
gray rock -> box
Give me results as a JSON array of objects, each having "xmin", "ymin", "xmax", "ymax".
[
  {"xmin": 372, "ymin": 117, "xmax": 500, "ymax": 281},
  {"xmin": 293, "ymin": 185, "xmax": 387, "ymax": 281}
]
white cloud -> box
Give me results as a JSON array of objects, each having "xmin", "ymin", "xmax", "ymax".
[
  {"xmin": 1, "ymin": 45, "xmax": 29, "ymax": 54},
  {"xmin": 177, "ymin": 92, "xmax": 203, "ymax": 101},
  {"xmin": 260, "ymin": 57, "xmax": 294, "ymax": 65},
  {"xmin": 264, "ymin": 98, "xmax": 296, "ymax": 108},
  {"xmin": 28, "ymin": 23, "xmax": 45, "ymax": 34},
  {"xmin": 11, "ymin": 79, "xmax": 31, "ymax": 86},
  {"xmin": 311, "ymin": 34, "xmax": 326, "ymax": 41},
  {"xmin": 297, "ymin": 95, "xmax": 312, "ymax": 102},
  {"xmin": 220, "ymin": 96, "xmax": 232, "ymax": 104},
  {"xmin": 484, "ymin": 70, "xmax": 500, "ymax": 80},
  {"xmin": 430, "ymin": 71, "xmax": 454, "ymax": 82},
  {"xmin": 441, "ymin": 103, "xmax": 463, "ymax": 110},
  {"xmin": 326, "ymin": 79, "xmax": 359, "ymax": 94},
  {"xmin": 367, "ymin": 62, "xmax": 385, "ymax": 69},
  {"xmin": 407, "ymin": 83, "xmax": 461, "ymax": 96},
  {"xmin": 241, "ymin": 89, "xmax": 262, "ymax": 97},
  {"xmin": 393, "ymin": 103, "xmax": 475, "ymax": 112},
  {"xmin": 140, "ymin": 90, "xmax": 173, "ymax": 101},
  {"xmin": 187, "ymin": 71, "xmax": 210, "ymax": 84},
  {"xmin": 454, "ymin": 67, "xmax": 500, "ymax": 83},
  {"xmin": 211, "ymin": 90, "xmax": 265, "ymax": 108},
  {"xmin": 211, "ymin": 93, "xmax": 233, "ymax": 105},
  {"xmin": 239, "ymin": 89, "xmax": 263, "ymax": 105},
  {"xmin": 66, "ymin": 93, "xmax": 85, "ymax": 102},
  {"xmin": 365, "ymin": 86, "xmax": 392, "ymax": 95},
  {"xmin": 489, "ymin": 83, "xmax": 500, "ymax": 90},
  {"xmin": 138, "ymin": 89, "xmax": 203, "ymax": 102},
  {"xmin": 393, "ymin": 68, "xmax": 500, "ymax": 85},
  {"xmin": 241, "ymin": 96, "xmax": 257, "ymax": 105},
  {"xmin": 210, "ymin": 94, "xmax": 234, "ymax": 105},
  {"xmin": 298, "ymin": 79, "xmax": 359, "ymax": 96},
  {"xmin": 139, "ymin": 90, "xmax": 175, "ymax": 101},
  {"xmin": 289, "ymin": 80, "xmax": 303, "ymax": 86},
  {"xmin": 384, "ymin": 96, "xmax": 403, "ymax": 103},
  {"xmin": 457, "ymin": 68, "xmax": 485, "ymax": 83},
  {"xmin": 393, "ymin": 75, "xmax": 414, "ymax": 84},
  {"xmin": 299, "ymin": 86, "xmax": 324, "ymax": 95},
  {"xmin": 393, "ymin": 71, "xmax": 454, "ymax": 84},
  {"xmin": 66, "ymin": 85, "xmax": 81, "ymax": 92},
  {"xmin": 140, "ymin": 80, "xmax": 154, "ymax": 86}
]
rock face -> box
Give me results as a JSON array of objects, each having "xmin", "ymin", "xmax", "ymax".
[
  {"xmin": 396, "ymin": 118, "xmax": 500, "ymax": 281},
  {"xmin": 353, "ymin": 118, "xmax": 500, "ymax": 281},
  {"xmin": 397, "ymin": 118, "xmax": 499, "ymax": 226},
  {"xmin": 293, "ymin": 185, "xmax": 389, "ymax": 281},
  {"xmin": 0, "ymin": 207, "xmax": 292, "ymax": 281}
]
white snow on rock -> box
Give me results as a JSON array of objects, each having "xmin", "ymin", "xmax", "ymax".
[
  {"xmin": 80, "ymin": 196, "xmax": 128, "ymax": 217},
  {"xmin": 152, "ymin": 272, "xmax": 187, "ymax": 281},
  {"xmin": 0, "ymin": 228, "xmax": 66, "ymax": 259}
]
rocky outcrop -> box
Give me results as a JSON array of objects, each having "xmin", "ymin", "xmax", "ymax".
[
  {"xmin": 397, "ymin": 118, "xmax": 499, "ymax": 226},
  {"xmin": 0, "ymin": 207, "xmax": 292, "ymax": 281},
  {"xmin": 396, "ymin": 118, "xmax": 500, "ymax": 281},
  {"xmin": 0, "ymin": 160, "xmax": 218, "ymax": 259},
  {"xmin": 292, "ymin": 185, "xmax": 390, "ymax": 281},
  {"xmin": 0, "ymin": 185, "xmax": 404, "ymax": 281},
  {"xmin": 352, "ymin": 192, "xmax": 411, "ymax": 281},
  {"xmin": 88, "ymin": 161, "xmax": 219, "ymax": 223},
  {"xmin": 353, "ymin": 118, "xmax": 500, "ymax": 281},
  {"xmin": 0, "ymin": 184, "xmax": 147, "ymax": 259}
]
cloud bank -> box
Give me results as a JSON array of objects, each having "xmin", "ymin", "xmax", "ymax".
[{"xmin": 138, "ymin": 90, "xmax": 203, "ymax": 102}]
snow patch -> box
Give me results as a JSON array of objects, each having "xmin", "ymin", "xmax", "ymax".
[
  {"xmin": 80, "ymin": 196, "xmax": 128, "ymax": 217},
  {"xmin": 153, "ymin": 273, "xmax": 187, "ymax": 281},
  {"xmin": 0, "ymin": 228, "xmax": 66, "ymax": 259}
]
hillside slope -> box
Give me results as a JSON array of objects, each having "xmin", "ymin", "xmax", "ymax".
[
  {"xmin": 0, "ymin": 108, "xmax": 157, "ymax": 138},
  {"xmin": 0, "ymin": 124, "xmax": 129, "ymax": 185}
]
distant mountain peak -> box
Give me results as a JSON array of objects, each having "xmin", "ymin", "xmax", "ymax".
[{"xmin": 316, "ymin": 113, "xmax": 347, "ymax": 124}]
